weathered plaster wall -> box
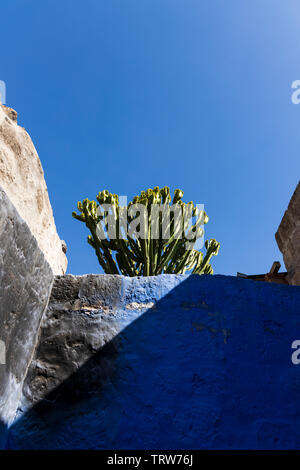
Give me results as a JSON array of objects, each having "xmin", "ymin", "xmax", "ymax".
[
  {"xmin": 276, "ymin": 181, "xmax": 300, "ymax": 285},
  {"xmin": 0, "ymin": 186, "xmax": 53, "ymax": 448},
  {"xmin": 0, "ymin": 105, "xmax": 67, "ymax": 274},
  {"xmin": 8, "ymin": 274, "xmax": 300, "ymax": 450}
]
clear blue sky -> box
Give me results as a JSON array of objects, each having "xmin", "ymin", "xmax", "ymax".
[{"xmin": 1, "ymin": 0, "xmax": 299, "ymax": 275}]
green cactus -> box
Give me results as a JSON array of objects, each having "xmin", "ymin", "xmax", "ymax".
[{"xmin": 72, "ymin": 186, "xmax": 220, "ymax": 276}]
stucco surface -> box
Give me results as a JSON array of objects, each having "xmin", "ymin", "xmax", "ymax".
[
  {"xmin": 8, "ymin": 274, "xmax": 300, "ymax": 450},
  {"xmin": 0, "ymin": 186, "xmax": 53, "ymax": 448}
]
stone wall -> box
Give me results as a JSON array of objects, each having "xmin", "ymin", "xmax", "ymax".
[
  {"xmin": 0, "ymin": 186, "xmax": 53, "ymax": 448},
  {"xmin": 0, "ymin": 105, "xmax": 67, "ymax": 274},
  {"xmin": 276, "ymin": 181, "xmax": 300, "ymax": 285},
  {"xmin": 19, "ymin": 274, "xmax": 185, "ymax": 411},
  {"xmin": 8, "ymin": 274, "xmax": 300, "ymax": 450}
]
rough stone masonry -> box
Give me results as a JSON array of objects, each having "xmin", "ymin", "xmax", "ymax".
[
  {"xmin": 276, "ymin": 181, "xmax": 300, "ymax": 285},
  {"xmin": 0, "ymin": 104, "xmax": 67, "ymax": 274}
]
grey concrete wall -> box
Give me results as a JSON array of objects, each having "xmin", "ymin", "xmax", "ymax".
[{"xmin": 0, "ymin": 185, "xmax": 53, "ymax": 448}]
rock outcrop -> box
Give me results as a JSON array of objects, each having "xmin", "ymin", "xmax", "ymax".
[
  {"xmin": 0, "ymin": 186, "xmax": 53, "ymax": 448},
  {"xmin": 9, "ymin": 274, "xmax": 300, "ymax": 450},
  {"xmin": 276, "ymin": 181, "xmax": 300, "ymax": 285},
  {"xmin": 0, "ymin": 105, "xmax": 67, "ymax": 274}
]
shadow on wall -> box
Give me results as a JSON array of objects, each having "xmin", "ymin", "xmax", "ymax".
[
  {"xmin": 7, "ymin": 275, "xmax": 300, "ymax": 450},
  {"xmin": 0, "ymin": 420, "xmax": 7, "ymax": 450}
]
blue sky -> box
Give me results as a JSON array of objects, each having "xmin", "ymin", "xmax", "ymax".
[{"xmin": 1, "ymin": 0, "xmax": 299, "ymax": 275}]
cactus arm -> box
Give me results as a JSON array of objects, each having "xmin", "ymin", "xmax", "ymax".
[
  {"xmin": 128, "ymin": 236, "xmax": 143, "ymax": 262},
  {"xmin": 73, "ymin": 187, "xmax": 220, "ymax": 277},
  {"xmin": 193, "ymin": 239, "xmax": 220, "ymax": 275}
]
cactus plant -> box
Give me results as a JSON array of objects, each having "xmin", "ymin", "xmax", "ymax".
[{"xmin": 72, "ymin": 186, "xmax": 220, "ymax": 276}]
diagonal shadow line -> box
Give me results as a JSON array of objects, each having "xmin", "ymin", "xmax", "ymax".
[
  {"xmin": 0, "ymin": 419, "xmax": 7, "ymax": 449},
  {"xmin": 7, "ymin": 275, "xmax": 300, "ymax": 450},
  {"xmin": 8, "ymin": 275, "xmax": 226, "ymax": 450}
]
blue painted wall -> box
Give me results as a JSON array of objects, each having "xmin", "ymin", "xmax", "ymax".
[{"xmin": 8, "ymin": 275, "xmax": 300, "ymax": 449}]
